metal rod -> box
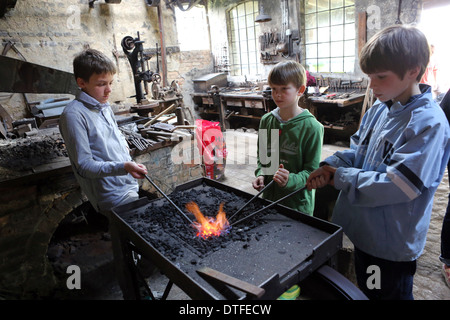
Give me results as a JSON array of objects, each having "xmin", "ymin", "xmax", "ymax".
[
  {"xmin": 231, "ymin": 185, "xmax": 307, "ymax": 227},
  {"xmin": 228, "ymin": 180, "xmax": 274, "ymax": 222},
  {"xmin": 144, "ymin": 174, "xmax": 194, "ymax": 225}
]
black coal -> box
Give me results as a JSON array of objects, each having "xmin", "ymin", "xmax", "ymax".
[
  {"xmin": 0, "ymin": 135, "xmax": 67, "ymax": 170},
  {"xmin": 123, "ymin": 183, "xmax": 279, "ymax": 262}
]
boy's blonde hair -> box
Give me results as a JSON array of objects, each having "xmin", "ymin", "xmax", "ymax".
[
  {"xmin": 359, "ymin": 25, "xmax": 430, "ymax": 81},
  {"xmin": 268, "ymin": 60, "xmax": 306, "ymax": 89},
  {"xmin": 73, "ymin": 48, "xmax": 116, "ymax": 82}
]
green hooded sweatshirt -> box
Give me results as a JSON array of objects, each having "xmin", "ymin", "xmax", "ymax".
[{"xmin": 255, "ymin": 108, "xmax": 324, "ymax": 215}]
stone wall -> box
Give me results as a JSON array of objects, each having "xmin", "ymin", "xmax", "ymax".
[
  {"xmin": 0, "ymin": 136, "xmax": 203, "ymax": 298},
  {"xmin": 0, "ymin": 0, "xmax": 214, "ymax": 120}
]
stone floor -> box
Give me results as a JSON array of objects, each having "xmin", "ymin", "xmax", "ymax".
[
  {"xmin": 58, "ymin": 129, "xmax": 450, "ymax": 300},
  {"xmin": 222, "ymin": 130, "xmax": 450, "ymax": 300}
]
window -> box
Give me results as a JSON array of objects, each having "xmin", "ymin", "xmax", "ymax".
[
  {"xmin": 176, "ymin": 6, "xmax": 210, "ymax": 51},
  {"xmin": 227, "ymin": 1, "xmax": 261, "ymax": 76},
  {"xmin": 303, "ymin": 0, "xmax": 355, "ymax": 73}
]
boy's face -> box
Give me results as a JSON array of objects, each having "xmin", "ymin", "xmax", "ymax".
[
  {"xmin": 368, "ymin": 68, "xmax": 419, "ymax": 104},
  {"xmin": 77, "ymin": 72, "xmax": 114, "ymax": 104},
  {"xmin": 270, "ymin": 83, "xmax": 305, "ymax": 109}
]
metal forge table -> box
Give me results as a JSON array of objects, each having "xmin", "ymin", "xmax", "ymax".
[{"xmin": 110, "ymin": 178, "xmax": 366, "ymax": 300}]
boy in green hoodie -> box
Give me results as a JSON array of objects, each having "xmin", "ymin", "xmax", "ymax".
[{"xmin": 253, "ymin": 61, "xmax": 323, "ymax": 215}]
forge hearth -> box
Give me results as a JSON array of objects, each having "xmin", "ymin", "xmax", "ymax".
[
  {"xmin": 110, "ymin": 178, "xmax": 344, "ymax": 300},
  {"xmin": 125, "ymin": 183, "xmax": 270, "ymax": 261},
  {"xmin": 0, "ymin": 129, "xmax": 203, "ymax": 299}
]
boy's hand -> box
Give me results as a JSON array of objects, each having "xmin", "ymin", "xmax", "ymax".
[
  {"xmin": 273, "ymin": 164, "xmax": 289, "ymax": 188},
  {"xmin": 252, "ymin": 175, "xmax": 265, "ymax": 192},
  {"xmin": 124, "ymin": 161, "xmax": 148, "ymax": 179},
  {"xmin": 306, "ymin": 165, "xmax": 336, "ymax": 190}
]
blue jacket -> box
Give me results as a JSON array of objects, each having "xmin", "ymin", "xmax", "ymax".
[
  {"xmin": 59, "ymin": 90, "xmax": 138, "ymax": 212},
  {"xmin": 324, "ymin": 85, "xmax": 450, "ymax": 261}
]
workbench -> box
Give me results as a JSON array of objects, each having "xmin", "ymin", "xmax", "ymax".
[
  {"xmin": 191, "ymin": 90, "xmax": 274, "ymax": 130},
  {"xmin": 307, "ymin": 92, "xmax": 365, "ymax": 140},
  {"xmin": 309, "ymin": 92, "xmax": 365, "ymax": 107}
]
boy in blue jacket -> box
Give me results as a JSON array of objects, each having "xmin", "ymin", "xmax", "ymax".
[{"xmin": 307, "ymin": 25, "xmax": 450, "ymax": 299}]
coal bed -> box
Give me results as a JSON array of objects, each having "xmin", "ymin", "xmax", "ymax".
[{"xmin": 111, "ymin": 178, "xmax": 343, "ymax": 300}]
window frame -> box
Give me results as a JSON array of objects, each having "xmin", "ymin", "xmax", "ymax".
[
  {"xmin": 303, "ymin": 0, "xmax": 356, "ymax": 74},
  {"xmin": 226, "ymin": 1, "xmax": 261, "ymax": 76}
]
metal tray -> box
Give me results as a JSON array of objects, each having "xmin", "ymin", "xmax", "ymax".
[{"xmin": 110, "ymin": 178, "xmax": 343, "ymax": 300}]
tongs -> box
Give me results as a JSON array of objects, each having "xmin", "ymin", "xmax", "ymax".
[
  {"xmin": 144, "ymin": 174, "xmax": 194, "ymax": 224},
  {"xmin": 228, "ymin": 180, "xmax": 274, "ymax": 222},
  {"xmin": 230, "ymin": 185, "xmax": 307, "ymax": 227}
]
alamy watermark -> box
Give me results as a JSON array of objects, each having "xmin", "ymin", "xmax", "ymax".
[
  {"xmin": 366, "ymin": 265, "xmax": 381, "ymax": 290},
  {"xmin": 66, "ymin": 5, "xmax": 81, "ymax": 30},
  {"xmin": 171, "ymin": 129, "xmax": 280, "ymax": 175},
  {"xmin": 66, "ymin": 265, "xmax": 81, "ymax": 290}
]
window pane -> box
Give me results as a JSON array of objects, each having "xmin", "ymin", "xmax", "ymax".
[
  {"xmin": 305, "ymin": 29, "xmax": 317, "ymax": 43},
  {"xmin": 318, "ymin": 26, "xmax": 330, "ymax": 42},
  {"xmin": 331, "ymin": 57, "xmax": 343, "ymax": 72},
  {"xmin": 344, "ymin": 23, "xmax": 355, "ymax": 39},
  {"xmin": 345, "ymin": 6, "xmax": 355, "ymax": 23},
  {"xmin": 247, "ymin": 26, "xmax": 255, "ymax": 40},
  {"xmin": 249, "ymin": 52, "xmax": 257, "ymax": 64},
  {"xmin": 344, "ymin": 57, "xmax": 355, "ymax": 72},
  {"xmin": 230, "ymin": 17, "xmax": 238, "ymax": 31},
  {"xmin": 331, "ymin": 25, "xmax": 344, "ymax": 41},
  {"xmin": 331, "ymin": 8, "xmax": 343, "ymax": 25},
  {"xmin": 306, "ymin": 59, "xmax": 318, "ymax": 72},
  {"xmin": 330, "ymin": 41, "xmax": 343, "ymax": 57},
  {"xmin": 330, "ymin": 0, "xmax": 343, "ymax": 9},
  {"xmin": 246, "ymin": 13, "xmax": 254, "ymax": 27},
  {"xmin": 318, "ymin": 43, "xmax": 330, "ymax": 58},
  {"xmin": 237, "ymin": 3, "xmax": 245, "ymax": 16},
  {"xmin": 245, "ymin": 1, "xmax": 253, "ymax": 12},
  {"xmin": 306, "ymin": 44, "xmax": 318, "ymax": 58},
  {"xmin": 317, "ymin": 58, "xmax": 330, "ymax": 72},
  {"xmin": 317, "ymin": 0, "xmax": 329, "ymax": 11},
  {"xmin": 239, "ymin": 28, "xmax": 247, "ymax": 41},
  {"xmin": 238, "ymin": 15, "xmax": 246, "ymax": 28},
  {"xmin": 344, "ymin": 39, "xmax": 355, "ymax": 56},
  {"xmin": 305, "ymin": 0, "xmax": 317, "ymax": 13},
  {"xmin": 240, "ymin": 40, "xmax": 248, "ymax": 53},
  {"xmin": 305, "ymin": 13, "xmax": 317, "ymax": 29},
  {"xmin": 318, "ymin": 11, "xmax": 329, "ymax": 27},
  {"xmin": 303, "ymin": 0, "xmax": 355, "ymax": 73}
]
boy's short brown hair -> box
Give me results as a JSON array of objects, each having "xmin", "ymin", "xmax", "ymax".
[
  {"xmin": 268, "ymin": 60, "xmax": 306, "ymax": 88},
  {"xmin": 359, "ymin": 25, "xmax": 430, "ymax": 81},
  {"xmin": 73, "ymin": 48, "xmax": 116, "ymax": 82}
]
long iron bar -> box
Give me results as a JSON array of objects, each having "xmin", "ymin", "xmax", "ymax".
[
  {"xmin": 230, "ymin": 185, "xmax": 307, "ymax": 227},
  {"xmin": 144, "ymin": 174, "xmax": 194, "ymax": 225},
  {"xmin": 228, "ymin": 180, "xmax": 274, "ymax": 222}
]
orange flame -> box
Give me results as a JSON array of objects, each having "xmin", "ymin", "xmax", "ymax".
[{"xmin": 186, "ymin": 201, "xmax": 230, "ymax": 239}]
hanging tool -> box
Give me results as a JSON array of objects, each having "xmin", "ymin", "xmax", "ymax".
[
  {"xmin": 144, "ymin": 174, "xmax": 194, "ymax": 225},
  {"xmin": 228, "ymin": 180, "xmax": 274, "ymax": 222},
  {"xmin": 230, "ymin": 185, "xmax": 307, "ymax": 227}
]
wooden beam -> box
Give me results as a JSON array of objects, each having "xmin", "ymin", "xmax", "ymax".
[{"xmin": 358, "ymin": 11, "xmax": 367, "ymax": 57}]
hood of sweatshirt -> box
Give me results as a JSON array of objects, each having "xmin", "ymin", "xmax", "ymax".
[{"xmin": 270, "ymin": 107, "xmax": 314, "ymax": 125}]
